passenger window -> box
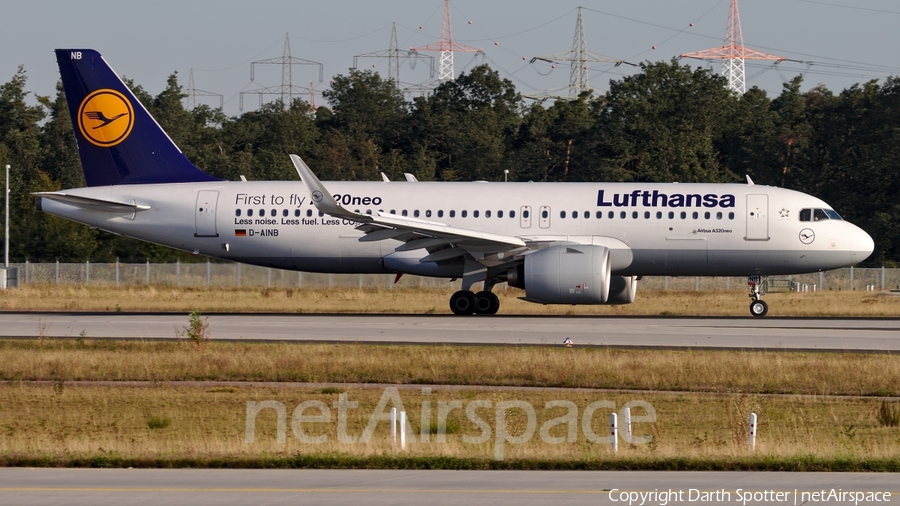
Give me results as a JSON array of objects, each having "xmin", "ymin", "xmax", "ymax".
[
  {"xmin": 366, "ymin": 210, "xmax": 372, "ymax": 215},
  {"xmin": 644, "ymin": 211, "xmax": 650, "ymax": 219},
  {"xmin": 716, "ymin": 212, "xmax": 722, "ymax": 220},
  {"xmin": 259, "ymin": 209, "xmax": 264, "ymax": 216},
  {"xmin": 632, "ymin": 211, "xmax": 638, "ymax": 219},
  {"xmin": 271, "ymin": 209, "xmax": 277, "ymax": 217},
  {"xmin": 485, "ymin": 210, "xmax": 491, "ymax": 218},
  {"xmin": 294, "ymin": 209, "xmax": 300, "ymax": 217},
  {"xmin": 450, "ymin": 210, "xmax": 456, "ymax": 218},
  {"xmin": 306, "ymin": 209, "xmax": 312, "ymax": 217},
  {"xmin": 426, "ymin": 210, "xmax": 432, "ymax": 218},
  {"xmin": 248, "ymin": 209, "xmax": 254, "ymax": 217},
  {"xmin": 704, "ymin": 211, "xmax": 710, "ymax": 219},
  {"xmin": 474, "ymin": 210, "xmax": 480, "ymax": 218},
  {"xmin": 728, "ymin": 212, "xmax": 735, "ymax": 220},
  {"xmin": 235, "ymin": 209, "xmax": 242, "ymax": 217},
  {"xmin": 542, "ymin": 210, "xmax": 549, "ymax": 219},
  {"xmin": 620, "ymin": 211, "xmax": 626, "ymax": 219},
  {"xmin": 668, "ymin": 211, "xmax": 674, "ymax": 219},
  {"xmin": 509, "ymin": 210, "xmax": 515, "ymax": 218},
  {"xmin": 498, "ymin": 210, "xmax": 503, "ymax": 218},
  {"xmin": 402, "ymin": 210, "xmax": 408, "ymax": 217},
  {"xmin": 583, "ymin": 211, "xmax": 589, "ymax": 220},
  {"xmin": 656, "ymin": 211, "xmax": 662, "ymax": 219},
  {"xmin": 318, "ymin": 211, "xmax": 324, "ymax": 217},
  {"xmin": 414, "ymin": 210, "xmax": 420, "ymax": 218},
  {"xmin": 692, "ymin": 211, "xmax": 698, "ymax": 219},
  {"xmin": 814, "ymin": 209, "xmax": 829, "ymax": 221},
  {"xmin": 390, "ymin": 209, "xmax": 396, "ymax": 215},
  {"xmin": 282, "ymin": 209, "xmax": 288, "ymax": 217},
  {"xmin": 438, "ymin": 210, "xmax": 444, "ymax": 218},
  {"xmin": 522, "ymin": 210, "xmax": 528, "ymax": 219},
  {"xmin": 573, "ymin": 211, "xmax": 579, "ymax": 219},
  {"xmin": 462, "ymin": 210, "xmax": 468, "ymax": 218},
  {"xmin": 597, "ymin": 211, "xmax": 603, "ymax": 219},
  {"xmin": 608, "ymin": 211, "xmax": 614, "ymax": 219},
  {"xmin": 560, "ymin": 211, "xmax": 567, "ymax": 219},
  {"xmin": 680, "ymin": 212, "xmax": 687, "ymax": 219}
]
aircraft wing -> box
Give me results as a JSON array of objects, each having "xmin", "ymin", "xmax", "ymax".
[{"xmin": 290, "ymin": 155, "xmax": 526, "ymax": 264}]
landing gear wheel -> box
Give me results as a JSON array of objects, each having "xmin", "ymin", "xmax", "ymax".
[
  {"xmin": 474, "ymin": 291, "xmax": 500, "ymax": 315},
  {"xmin": 450, "ymin": 290, "xmax": 476, "ymax": 315},
  {"xmin": 749, "ymin": 300, "xmax": 768, "ymax": 317}
]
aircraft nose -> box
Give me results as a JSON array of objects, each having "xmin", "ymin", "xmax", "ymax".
[{"xmin": 850, "ymin": 225, "xmax": 874, "ymax": 263}]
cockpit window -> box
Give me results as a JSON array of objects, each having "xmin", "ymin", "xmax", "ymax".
[{"xmin": 800, "ymin": 208, "xmax": 843, "ymax": 222}]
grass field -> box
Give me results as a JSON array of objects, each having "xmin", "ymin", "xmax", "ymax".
[
  {"xmin": 1, "ymin": 284, "xmax": 899, "ymax": 316},
  {"xmin": 0, "ymin": 340, "xmax": 898, "ymax": 469},
  {"xmin": 1, "ymin": 383, "xmax": 898, "ymax": 470},
  {"xmin": 1, "ymin": 340, "xmax": 898, "ymax": 397}
]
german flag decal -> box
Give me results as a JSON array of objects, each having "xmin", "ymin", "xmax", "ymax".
[{"xmin": 234, "ymin": 229, "xmax": 247, "ymax": 237}]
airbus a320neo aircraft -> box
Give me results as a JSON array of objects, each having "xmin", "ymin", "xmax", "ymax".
[{"xmin": 37, "ymin": 49, "xmax": 874, "ymax": 317}]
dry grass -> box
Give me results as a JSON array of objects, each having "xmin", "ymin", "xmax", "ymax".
[
  {"xmin": 1, "ymin": 284, "xmax": 899, "ymax": 316},
  {"xmin": 1, "ymin": 340, "xmax": 898, "ymax": 396},
  {"xmin": 0, "ymin": 384, "xmax": 898, "ymax": 466}
]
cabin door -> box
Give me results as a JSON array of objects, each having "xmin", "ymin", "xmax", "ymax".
[
  {"xmin": 195, "ymin": 190, "xmax": 219, "ymax": 237},
  {"xmin": 745, "ymin": 194, "xmax": 769, "ymax": 241}
]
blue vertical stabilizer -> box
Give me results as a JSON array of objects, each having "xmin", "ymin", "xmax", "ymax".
[{"xmin": 55, "ymin": 49, "xmax": 220, "ymax": 186}]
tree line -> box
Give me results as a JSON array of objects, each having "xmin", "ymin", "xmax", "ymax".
[{"xmin": 1, "ymin": 59, "xmax": 897, "ymax": 264}]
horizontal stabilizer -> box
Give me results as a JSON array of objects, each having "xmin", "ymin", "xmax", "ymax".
[{"xmin": 34, "ymin": 192, "xmax": 150, "ymax": 212}]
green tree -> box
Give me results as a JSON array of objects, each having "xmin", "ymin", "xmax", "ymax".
[
  {"xmin": 407, "ymin": 65, "xmax": 522, "ymax": 181},
  {"xmin": 594, "ymin": 59, "xmax": 739, "ymax": 183}
]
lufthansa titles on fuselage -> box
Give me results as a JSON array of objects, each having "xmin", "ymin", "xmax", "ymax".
[{"xmin": 597, "ymin": 189, "xmax": 736, "ymax": 208}]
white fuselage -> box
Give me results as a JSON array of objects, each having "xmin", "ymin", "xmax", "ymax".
[{"xmin": 38, "ymin": 180, "xmax": 874, "ymax": 278}]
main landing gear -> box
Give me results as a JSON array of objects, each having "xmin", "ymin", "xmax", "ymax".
[
  {"xmin": 450, "ymin": 282, "xmax": 500, "ymax": 315},
  {"xmin": 748, "ymin": 276, "xmax": 768, "ymax": 317}
]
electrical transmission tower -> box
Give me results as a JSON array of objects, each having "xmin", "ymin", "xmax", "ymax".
[
  {"xmin": 184, "ymin": 69, "xmax": 223, "ymax": 110},
  {"xmin": 411, "ymin": 0, "xmax": 482, "ymax": 82},
  {"xmin": 680, "ymin": 0, "xmax": 784, "ymax": 94},
  {"xmin": 240, "ymin": 33, "xmax": 324, "ymax": 110},
  {"xmin": 526, "ymin": 6, "xmax": 629, "ymax": 101},
  {"xmin": 353, "ymin": 22, "xmax": 434, "ymax": 87}
]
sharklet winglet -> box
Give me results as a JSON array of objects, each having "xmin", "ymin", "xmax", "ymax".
[{"xmin": 289, "ymin": 154, "xmax": 371, "ymax": 223}]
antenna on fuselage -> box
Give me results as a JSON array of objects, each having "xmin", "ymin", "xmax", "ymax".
[{"xmin": 746, "ymin": 175, "xmax": 755, "ymax": 185}]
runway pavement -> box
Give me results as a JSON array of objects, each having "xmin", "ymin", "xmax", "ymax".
[
  {"xmin": 0, "ymin": 313, "xmax": 898, "ymax": 351},
  {"xmin": 0, "ymin": 468, "xmax": 897, "ymax": 505}
]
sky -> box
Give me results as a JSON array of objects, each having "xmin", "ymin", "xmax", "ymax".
[{"xmin": 2, "ymin": 0, "xmax": 899, "ymax": 117}]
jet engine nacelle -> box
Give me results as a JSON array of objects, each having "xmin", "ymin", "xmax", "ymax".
[{"xmin": 520, "ymin": 244, "xmax": 611, "ymax": 304}]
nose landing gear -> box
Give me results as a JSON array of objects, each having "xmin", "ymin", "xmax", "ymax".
[{"xmin": 748, "ymin": 276, "xmax": 768, "ymax": 317}]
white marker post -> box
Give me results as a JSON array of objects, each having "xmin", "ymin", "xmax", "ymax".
[
  {"xmin": 390, "ymin": 407, "xmax": 397, "ymax": 446},
  {"xmin": 610, "ymin": 412, "xmax": 618, "ymax": 453},
  {"xmin": 399, "ymin": 410, "xmax": 407, "ymax": 450},
  {"xmin": 623, "ymin": 407, "xmax": 632, "ymax": 444},
  {"xmin": 748, "ymin": 412, "xmax": 757, "ymax": 450}
]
